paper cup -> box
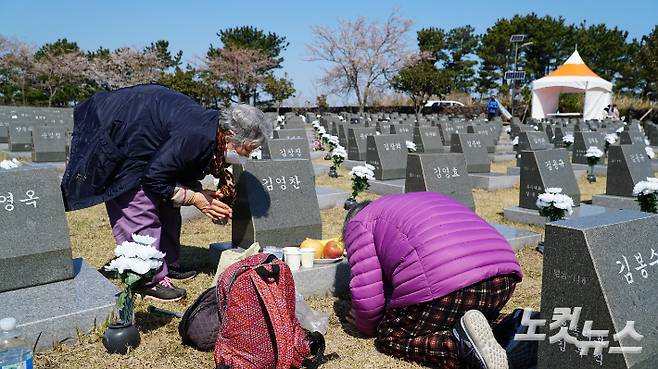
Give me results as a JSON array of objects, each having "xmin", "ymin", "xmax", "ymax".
[
  {"xmin": 283, "ymin": 248, "xmax": 302, "ymax": 271},
  {"xmin": 300, "ymin": 249, "xmax": 315, "ymax": 268}
]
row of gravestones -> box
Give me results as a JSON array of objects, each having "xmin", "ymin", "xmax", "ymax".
[
  {"xmin": 0, "ymin": 107, "xmax": 73, "ymax": 143},
  {"xmin": 3, "ymin": 124, "xmax": 70, "ymax": 162}
]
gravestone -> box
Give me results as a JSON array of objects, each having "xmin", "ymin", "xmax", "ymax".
[
  {"xmin": 31, "ymin": 126, "xmax": 68, "ymax": 162},
  {"xmin": 518, "ymin": 131, "xmax": 552, "ymax": 151},
  {"xmin": 347, "ymin": 127, "xmax": 376, "ymax": 161},
  {"xmin": 366, "ymin": 134, "xmax": 408, "ymax": 180},
  {"xmin": 573, "ymin": 132, "xmax": 605, "ymax": 164},
  {"xmin": 467, "ymin": 125, "xmax": 495, "ymax": 153},
  {"xmin": 8, "ymin": 121, "xmax": 33, "ymax": 152},
  {"xmin": 284, "ymin": 117, "xmax": 305, "ymax": 129},
  {"xmin": 413, "ymin": 127, "xmax": 444, "ymax": 153},
  {"xmin": 605, "ymin": 145, "xmax": 654, "ymax": 197},
  {"xmin": 0, "ymin": 119, "xmax": 8, "ymax": 143},
  {"xmin": 273, "ymin": 129, "xmax": 306, "ymax": 140},
  {"xmin": 538, "ymin": 210, "xmax": 658, "ymax": 369},
  {"xmin": 337, "ymin": 123, "xmax": 348, "ymax": 147},
  {"xmin": 405, "ymin": 153, "xmax": 475, "ymax": 210},
  {"xmin": 450, "ymin": 133, "xmax": 490, "ymax": 173},
  {"xmin": 518, "ymin": 149, "xmax": 580, "ymax": 210},
  {"xmin": 232, "ymin": 159, "xmax": 322, "ymax": 248},
  {"xmin": 390, "ymin": 123, "xmax": 413, "ymax": 141},
  {"xmin": 438, "ymin": 122, "xmax": 461, "ymax": 146},
  {"xmin": 0, "ymin": 165, "xmax": 74, "ymax": 292},
  {"xmin": 619, "ymin": 131, "xmax": 646, "ymax": 146},
  {"xmin": 261, "ymin": 138, "xmax": 311, "ymax": 161}
]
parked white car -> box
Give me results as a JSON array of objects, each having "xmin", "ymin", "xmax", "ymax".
[{"xmin": 424, "ymin": 100, "xmax": 465, "ymax": 108}]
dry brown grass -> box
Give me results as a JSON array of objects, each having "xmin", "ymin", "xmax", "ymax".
[{"xmin": 37, "ymin": 158, "xmax": 614, "ymax": 369}]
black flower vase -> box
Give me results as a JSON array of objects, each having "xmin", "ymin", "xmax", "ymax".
[
  {"xmin": 324, "ymin": 153, "xmax": 332, "ymax": 160},
  {"xmin": 328, "ymin": 167, "xmax": 338, "ymax": 178},
  {"xmin": 344, "ymin": 197, "xmax": 358, "ymax": 210},
  {"xmin": 587, "ymin": 165, "xmax": 596, "ymax": 183},
  {"xmin": 102, "ymin": 321, "xmax": 140, "ymax": 354}
]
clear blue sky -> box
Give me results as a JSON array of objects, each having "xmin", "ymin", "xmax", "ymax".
[{"xmin": 2, "ymin": 0, "xmax": 656, "ymax": 104}]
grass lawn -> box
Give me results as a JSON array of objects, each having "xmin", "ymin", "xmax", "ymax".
[{"xmin": 36, "ymin": 159, "xmax": 612, "ymax": 369}]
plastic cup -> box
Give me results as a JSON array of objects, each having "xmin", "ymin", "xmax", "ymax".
[
  {"xmin": 300, "ymin": 249, "xmax": 315, "ymax": 268},
  {"xmin": 283, "ymin": 248, "xmax": 302, "ymax": 271}
]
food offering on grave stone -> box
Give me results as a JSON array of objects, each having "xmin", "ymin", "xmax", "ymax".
[{"xmin": 300, "ymin": 237, "xmax": 345, "ymax": 260}]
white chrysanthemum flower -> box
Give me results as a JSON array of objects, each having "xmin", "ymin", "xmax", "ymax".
[
  {"xmin": 116, "ymin": 241, "xmax": 165, "ymax": 260},
  {"xmin": 536, "ymin": 191, "xmax": 575, "ymax": 215},
  {"xmin": 605, "ymin": 134, "xmax": 617, "ymax": 145},
  {"xmin": 562, "ymin": 134, "xmax": 574, "ymax": 144},
  {"xmin": 645, "ymin": 138, "xmax": 651, "ymax": 146},
  {"xmin": 511, "ymin": 136, "xmax": 519, "ymax": 146},
  {"xmin": 327, "ymin": 135, "xmax": 340, "ymax": 146},
  {"xmin": 616, "ymin": 127, "xmax": 624, "ymax": 134},
  {"xmin": 331, "ymin": 146, "xmax": 347, "ymax": 159},
  {"xmin": 250, "ymin": 148, "xmax": 262, "ymax": 160},
  {"xmin": 505, "ymin": 127, "xmax": 511, "ymax": 133},
  {"xmin": 317, "ymin": 127, "xmax": 326, "ymax": 135},
  {"xmin": 586, "ymin": 146, "xmax": 604, "ymax": 158},
  {"xmin": 131, "ymin": 234, "xmax": 157, "ymax": 246},
  {"xmin": 406, "ymin": 141, "xmax": 417, "ymax": 152},
  {"xmin": 375, "ymin": 131, "xmax": 382, "ymax": 135},
  {"xmin": 0, "ymin": 160, "xmax": 18, "ymax": 170},
  {"xmin": 105, "ymin": 256, "xmax": 163, "ymax": 275},
  {"xmin": 365, "ymin": 163, "xmax": 375, "ymax": 171},
  {"xmin": 277, "ymin": 116, "xmax": 284, "ymax": 123},
  {"xmin": 633, "ymin": 177, "xmax": 658, "ymax": 196},
  {"xmin": 533, "ymin": 126, "xmax": 539, "ymax": 131},
  {"xmin": 349, "ymin": 165, "xmax": 375, "ymax": 181},
  {"xmin": 645, "ymin": 147, "xmax": 655, "ymax": 159},
  {"xmin": 545, "ymin": 187, "xmax": 563, "ymax": 194}
]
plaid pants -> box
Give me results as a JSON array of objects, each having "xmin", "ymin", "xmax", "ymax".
[{"xmin": 375, "ymin": 275, "xmax": 517, "ymax": 369}]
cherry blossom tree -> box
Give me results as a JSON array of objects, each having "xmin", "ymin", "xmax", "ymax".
[
  {"xmin": 306, "ymin": 9, "xmax": 413, "ymax": 112},
  {"xmin": 0, "ymin": 37, "xmax": 36, "ymax": 105},
  {"xmin": 203, "ymin": 47, "xmax": 276, "ymax": 104},
  {"xmin": 32, "ymin": 49, "xmax": 89, "ymax": 106},
  {"xmin": 90, "ymin": 47, "xmax": 165, "ymax": 90}
]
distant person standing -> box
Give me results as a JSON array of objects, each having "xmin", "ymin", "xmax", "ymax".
[{"xmin": 487, "ymin": 96, "xmax": 499, "ymax": 121}]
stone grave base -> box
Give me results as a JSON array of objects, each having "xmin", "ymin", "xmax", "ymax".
[
  {"xmin": 493, "ymin": 153, "xmax": 517, "ymax": 162},
  {"xmin": 316, "ymin": 186, "xmax": 350, "ymax": 210},
  {"xmin": 495, "ymin": 144, "xmax": 513, "ymax": 153},
  {"xmin": 591, "ymin": 194, "xmax": 641, "ymax": 211},
  {"xmin": 506, "ymin": 166, "xmax": 588, "ymax": 178},
  {"xmin": 1, "ymin": 146, "xmax": 32, "ymax": 159},
  {"xmin": 491, "ymin": 223, "xmax": 541, "ymax": 252},
  {"xmin": 292, "ymin": 260, "xmax": 350, "ymax": 298},
  {"xmin": 503, "ymin": 204, "xmax": 613, "ymax": 226},
  {"xmin": 571, "ymin": 163, "xmax": 607, "ymax": 176},
  {"xmin": 368, "ymin": 179, "xmax": 405, "ymax": 195},
  {"xmin": 469, "ymin": 173, "xmax": 519, "ymax": 190},
  {"xmin": 310, "ymin": 151, "xmax": 325, "ymax": 160},
  {"xmin": 313, "ymin": 163, "xmax": 329, "ymax": 176},
  {"xmin": 33, "ymin": 152, "xmax": 67, "ymax": 163},
  {"xmin": 208, "ymin": 243, "xmax": 350, "ymax": 298},
  {"xmin": 342, "ymin": 159, "xmax": 366, "ymax": 170},
  {"xmin": 0, "ymin": 258, "xmax": 118, "ymax": 352}
]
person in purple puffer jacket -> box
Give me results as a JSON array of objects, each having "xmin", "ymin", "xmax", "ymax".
[{"xmin": 342, "ymin": 192, "xmax": 523, "ymax": 369}]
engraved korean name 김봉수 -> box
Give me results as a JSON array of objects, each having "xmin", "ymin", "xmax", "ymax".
[{"xmin": 616, "ymin": 249, "xmax": 658, "ymax": 285}]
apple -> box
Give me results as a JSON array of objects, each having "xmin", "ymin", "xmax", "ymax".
[{"xmin": 323, "ymin": 241, "xmax": 343, "ymax": 259}]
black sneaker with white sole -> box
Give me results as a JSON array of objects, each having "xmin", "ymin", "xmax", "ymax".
[
  {"xmin": 168, "ymin": 266, "xmax": 197, "ymax": 281},
  {"xmin": 453, "ymin": 310, "xmax": 509, "ymax": 369},
  {"xmin": 141, "ymin": 277, "xmax": 187, "ymax": 302}
]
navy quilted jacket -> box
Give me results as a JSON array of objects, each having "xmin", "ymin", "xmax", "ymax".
[{"xmin": 61, "ymin": 84, "xmax": 219, "ymax": 211}]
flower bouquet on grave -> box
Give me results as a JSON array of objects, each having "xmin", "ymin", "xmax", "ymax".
[
  {"xmin": 250, "ymin": 147, "xmax": 262, "ymax": 160},
  {"xmin": 536, "ymin": 188, "xmax": 575, "ymax": 222},
  {"xmin": 585, "ymin": 146, "xmax": 604, "ymax": 183},
  {"xmin": 0, "ymin": 158, "xmax": 21, "ymax": 170},
  {"xmin": 328, "ymin": 145, "xmax": 347, "ymax": 178},
  {"xmin": 604, "ymin": 134, "xmax": 617, "ymax": 153},
  {"xmin": 633, "ymin": 177, "xmax": 658, "ymax": 213},
  {"xmin": 406, "ymin": 140, "xmax": 417, "ymax": 153},
  {"xmin": 562, "ymin": 134, "xmax": 574, "ymax": 149},
  {"xmin": 511, "ymin": 136, "xmax": 520, "ymax": 158},
  {"xmin": 346, "ymin": 164, "xmax": 375, "ymax": 209},
  {"xmin": 102, "ymin": 234, "xmax": 164, "ymax": 354},
  {"xmin": 645, "ymin": 147, "xmax": 655, "ymax": 159},
  {"xmin": 323, "ymin": 134, "xmax": 339, "ymax": 160}
]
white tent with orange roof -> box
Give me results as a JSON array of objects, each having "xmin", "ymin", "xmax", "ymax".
[{"xmin": 531, "ymin": 50, "xmax": 612, "ymax": 121}]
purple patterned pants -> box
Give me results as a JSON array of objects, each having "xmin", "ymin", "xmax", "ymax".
[{"xmin": 105, "ymin": 187, "xmax": 182, "ymax": 284}]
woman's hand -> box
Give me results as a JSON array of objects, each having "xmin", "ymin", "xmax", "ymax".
[{"xmin": 191, "ymin": 191, "xmax": 232, "ymax": 222}]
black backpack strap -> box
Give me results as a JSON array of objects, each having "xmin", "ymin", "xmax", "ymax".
[{"xmin": 255, "ymin": 253, "xmax": 280, "ymax": 281}]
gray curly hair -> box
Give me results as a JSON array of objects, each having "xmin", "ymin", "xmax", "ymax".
[{"xmin": 218, "ymin": 104, "xmax": 273, "ymax": 148}]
